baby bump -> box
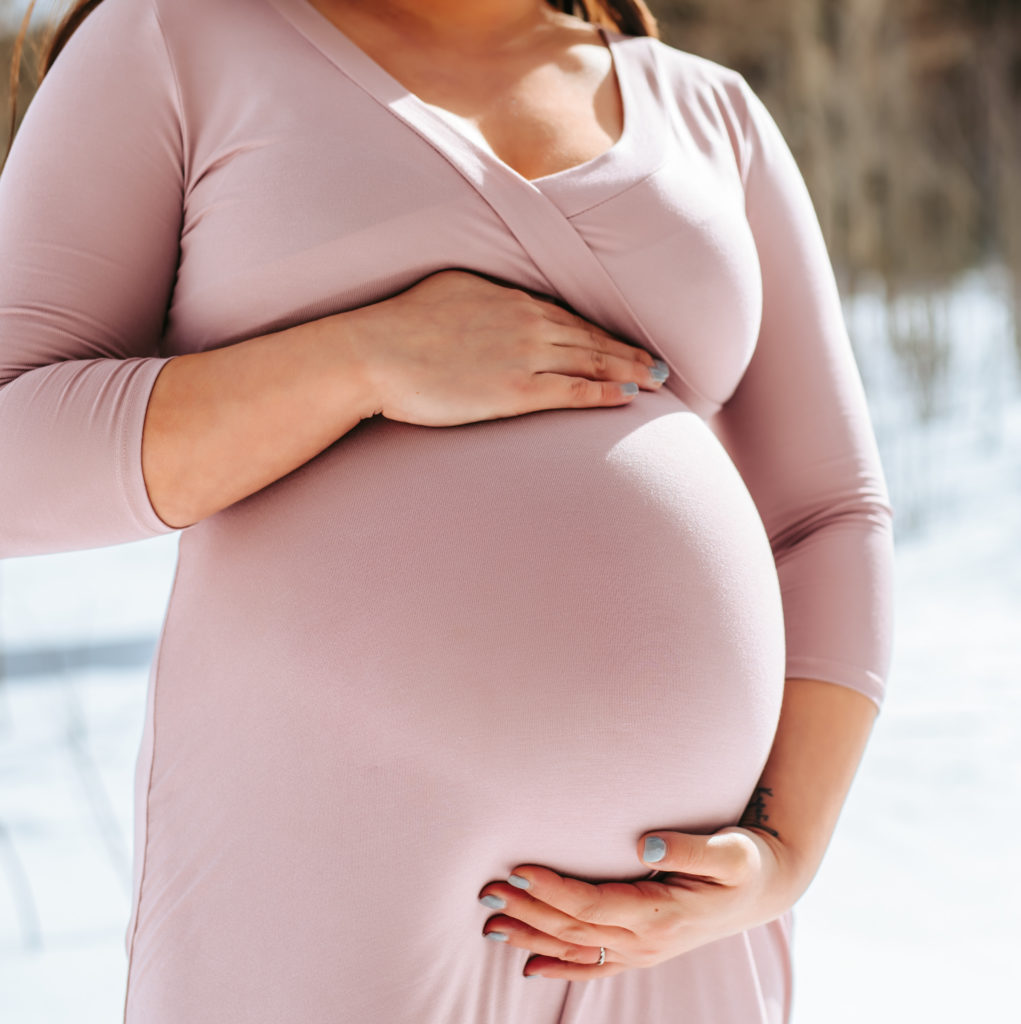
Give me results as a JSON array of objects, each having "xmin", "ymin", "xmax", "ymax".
[{"xmin": 154, "ymin": 388, "xmax": 785, "ymax": 881}]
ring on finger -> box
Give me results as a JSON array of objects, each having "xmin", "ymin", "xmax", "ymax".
[{"xmin": 596, "ymin": 946, "xmax": 606, "ymax": 966}]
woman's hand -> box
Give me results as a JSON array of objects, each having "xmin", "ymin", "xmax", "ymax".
[
  {"xmin": 476, "ymin": 826, "xmax": 809, "ymax": 980},
  {"xmin": 340, "ymin": 269, "xmax": 669, "ymax": 427}
]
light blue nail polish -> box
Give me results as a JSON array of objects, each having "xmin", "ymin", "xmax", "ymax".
[
  {"xmin": 508, "ymin": 874, "xmax": 531, "ymax": 890},
  {"xmin": 619, "ymin": 382, "xmax": 639, "ymax": 396},
  {"xmin": 649, "ymin": 367, "xmax": 669, "ymax": 383},
  {"xmin": 485, "ymin": 930, "xmax": 509, "ymax": 942},
  {"xmin": 479, "ymin": 894, "xmax": 506, "ymax": 910},
  {"xmin": 652, "ymin": 358, "xmax": 670, "ymax": 377},
  {"xmin": 643, "ymin": 836, "xmax": 667, "ymax": 863}
]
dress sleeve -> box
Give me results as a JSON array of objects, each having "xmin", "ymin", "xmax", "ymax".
[
  {"xmin": 706, "ymin": 71, "xmax": 896, "ymax": 710},
  {"xmin": 0, "ymin": 0, "xmax": 183, "ymax": 557}
]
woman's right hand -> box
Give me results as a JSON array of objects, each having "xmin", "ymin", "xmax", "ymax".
[{"xmin": 341, "ymin": 269, "xmax": 668, "ymax": 428}]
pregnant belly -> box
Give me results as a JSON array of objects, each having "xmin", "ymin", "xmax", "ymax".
[
  {"xmin": 131, "ymin": 389, "xmax": 787, "ymax": 1015},
  {"xmin": 158, "ymin": 388, "xmax": 785, "ymax": 881}
]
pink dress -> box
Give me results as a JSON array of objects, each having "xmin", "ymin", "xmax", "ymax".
[{"xmin": 0, "ymin": 0, "xmax": 895, "ymax": 1020}]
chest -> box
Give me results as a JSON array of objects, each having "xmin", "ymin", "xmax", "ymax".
[
  {"xmin": 304, "ymin": 6, "xmax": 624, "ymax": 181},
  {"xmin": 418, "ymin": 70, "xmax": 623, "ymax": 183},
  {"xmin": 168, "ymin": 6, "xmax": 760, "ymax": 409}
]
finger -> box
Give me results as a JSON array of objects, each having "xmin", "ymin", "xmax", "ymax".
[
  {"xmin": 549, "ymin": 319, "xmax": 657, "ymax": 370},
  {"xmin": 524, "ymin": 953, "xmax": 629, "ymax": 981},
  {"xmin": 526, "ymin": 296, "xmax": 656, "ymax": 367},
  {"xmin": 528, "ymin": 372, "xmax": 641, "ymax": 408},
  {"xmin": 500, "ymin": 865, "xmax": 657, "ymax": 929},
  {"xmin": 538, "ymin": 342, "xmax": 666, "ymax": 390},
  {"xmin": 637, "ymin": 830, "xmax": 759, "ymax": 884},
  {"xmin": 482, "ymin": 914, "xmax": 617, "ymax": 968},
  {"xmin": 478, "ymin": 881, "xmax": 635, "ymax": 949}
]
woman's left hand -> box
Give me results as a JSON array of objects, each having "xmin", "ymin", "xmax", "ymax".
[{"xmin": 476, "ymin": 827, "xmax": 808, "ymax": 979}]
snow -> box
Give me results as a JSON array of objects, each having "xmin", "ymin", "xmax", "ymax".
[
  {"xmin": 791, "ymin": 413, "xmax": 1021, "ymax": 1021},
  {"xmin": 1, "ymin": 267, "xmax": 1019, "ymax": 1021}
]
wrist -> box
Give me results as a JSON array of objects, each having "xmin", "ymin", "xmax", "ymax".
[
  {"xmin": 310, "ymin": 308, "xmax": 386, "ymax": 422},
  {"xmin": 717, "ymin": 825, "xmax": 814, "ymax": 919},
  {"xmin": 736, "ymin": 787, "xmax": 829, "ymax": 895}
]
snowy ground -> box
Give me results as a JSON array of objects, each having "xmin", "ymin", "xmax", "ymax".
[
  {"xmin": 790, "ymin": 419, "xmax": 1021, "ymax": 1021},
  {"xmin": 1, "ymin": 272, "xmax": 1019, "ymax": 1019}
]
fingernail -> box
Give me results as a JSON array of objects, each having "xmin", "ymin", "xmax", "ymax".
[
  {"xmin": 643, "ymin": 836, "xmax": 667, "ymax": 863},
  {"xmin": 649, "ymin": 359, "xmax": 669, "ymax": 382},
  {"xmin": 619, "ymin": 382, "xmax": 639, "ymax": 396},
  {"xmin": 479, "ymin": 894, "xmax": 506, "ymax": 909},
  {"xmin": 485, "ymin": 930, "xmax": 509, "ymax": 942},
  {"xmin": 508, "ymin": 874, "xmax": 531, "ymax": 890}
]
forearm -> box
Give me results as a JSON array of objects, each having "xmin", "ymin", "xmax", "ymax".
[
  {"xmin": 739, "ymin": 676, "xmax": 879, "ymax": 892},
  {"xmin": 141, "ymin": 312, "xmax": 376, "ymax": 528}
]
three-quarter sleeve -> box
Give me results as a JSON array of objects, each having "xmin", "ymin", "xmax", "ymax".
[
  {"xmin": 0, "ymin": 0, "xmax": 183, "ymax": 557},
  {"xmin": 707, "ymin": 72, "xmax": 896, "ymax": 710}
]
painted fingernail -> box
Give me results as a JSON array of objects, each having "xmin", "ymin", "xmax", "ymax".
[
  {"xmin": 479, "ymin": 894, "xmax": 506, "ymax": 909},
  {"xmin": 508, "ymin": 874, "xmax": 531, "ymax": 890},
  {"xmin": 643, "ymin": 836, "xmax": 667, "ymax": 862},
  {"xmin": 485, "ymin": 930, "xmax": 509, "ymax": 942},
  {"xmin": 619, "ymin": 382, "xmax": 639, "ymax": 396},
  {"xmin": 649, "ymin": 359, "xmax": 669, "ymax": 382}
]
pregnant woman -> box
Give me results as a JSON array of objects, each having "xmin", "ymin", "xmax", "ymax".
[{"xmin": 0, "ymin": 0, "xmax": 895, "ymax": 1020}]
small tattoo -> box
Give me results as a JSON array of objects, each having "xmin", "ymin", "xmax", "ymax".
[{"xmin": 740, "ymin": 786, "xmax": 780, "ymax": 839}]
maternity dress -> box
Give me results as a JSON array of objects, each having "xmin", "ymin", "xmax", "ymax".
[{"xmin": 0, "ymin": 0, "xmax": 896, "ymax": 1020}]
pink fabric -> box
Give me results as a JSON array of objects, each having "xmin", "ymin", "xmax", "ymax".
[{"xmin": 0, "ymin": 0, "xmax": 894, "ymax": 1020}]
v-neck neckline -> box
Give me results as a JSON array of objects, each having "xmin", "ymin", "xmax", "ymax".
[
  {"xmin": 263, "ymin": 0, "xmax": 666, "ymax": 212},
  {"xmin": 414, "ymin": 22, "xmax": 632, "ymax": 188}
]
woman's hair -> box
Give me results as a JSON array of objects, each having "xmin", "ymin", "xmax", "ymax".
[
  {"xmin": 549, "ymin": 0, "xmax": 658, "ymax": 36},
  {"xmin": 5, "ymin": 0, "xmax": 659, "ymax": 169}
]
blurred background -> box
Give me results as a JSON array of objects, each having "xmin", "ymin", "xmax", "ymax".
[{"xmin": 1, "ymin": 0, "xmax": 1019, "ymax": 1021}]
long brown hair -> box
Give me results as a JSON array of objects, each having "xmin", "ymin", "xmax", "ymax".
[{"xmin": 4, "ymin": 0, "xmax": 659, "ymax": 173}]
